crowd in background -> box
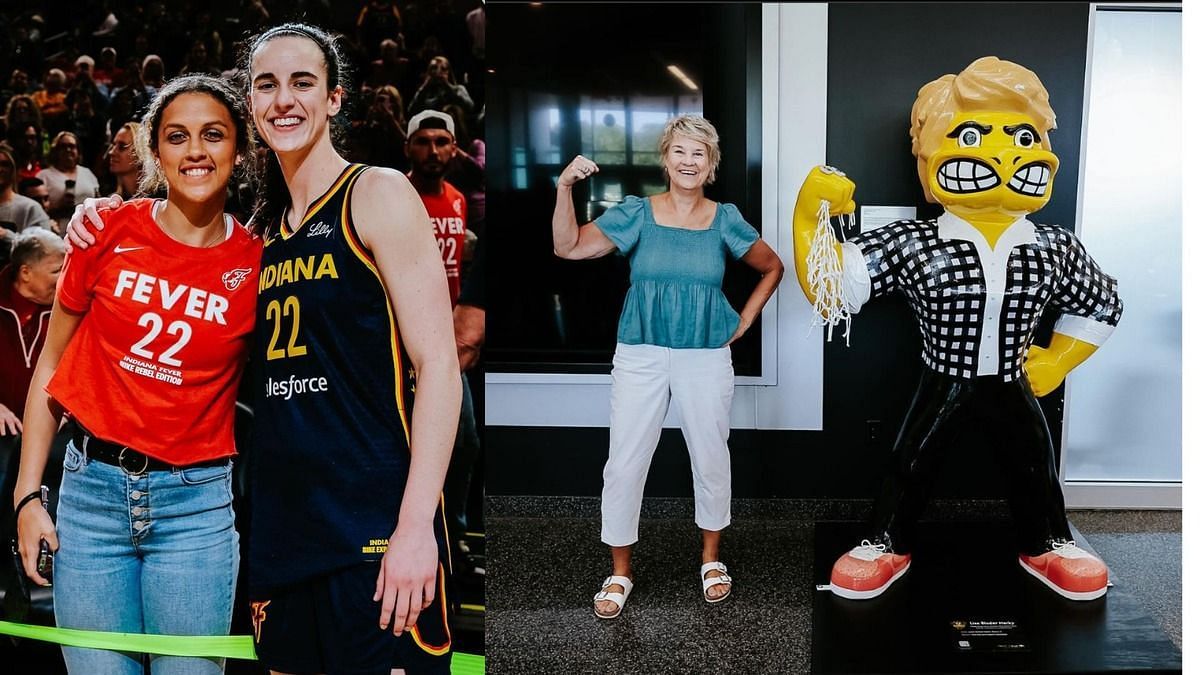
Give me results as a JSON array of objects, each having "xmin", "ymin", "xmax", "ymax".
[{"xmin": 0, "ymin": 0, "xmax": 485, "ymax": 244}]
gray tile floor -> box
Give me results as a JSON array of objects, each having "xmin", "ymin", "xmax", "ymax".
[{"xmin": 486, "ymin": 498, "xmax": 1181, "ymax": 674}]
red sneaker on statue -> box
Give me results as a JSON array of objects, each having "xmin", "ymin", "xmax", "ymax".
[
  {"xmin": 1018, "ymin": 540, "xmax": 1109, "ymax": 601},
  {"xmin": 829, "ymin": 540, "xmax": 912, "ymax": 599}
]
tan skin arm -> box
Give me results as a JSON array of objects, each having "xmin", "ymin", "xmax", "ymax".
[
  {"xmin": 791, "ymin": 165, "xmax": 857, "ymax": 306},
  {"xmin": 552, "ymin": 155, "xmax": 618, "ymax": 260},
  {"xmin": 453, "ymin": 303, "xmax": 485, "ymax": 371},
  {"xmin": 726, "ymin": 240, "xmax": 785, "ymax": 344},
  {"xmin": 351, "ymin": 167, "xmax": 462, "ymax": 636},
  {"xmin": 14, "ymin": 300, "xmax": 82, "ymax": 585},
  {"xmin": 1025, "ymin": 333, "xmax": 1100, "ymax": 397}
]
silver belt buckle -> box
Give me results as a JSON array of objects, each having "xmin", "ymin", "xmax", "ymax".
[{"xmin": 117, "ymin": 447, "xmax": 150, "ymax": 475}]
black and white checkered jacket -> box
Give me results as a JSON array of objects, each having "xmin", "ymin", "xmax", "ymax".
[{"xmin": 842, "ymin": 212, "xmax": 1122, "ymax": 381}]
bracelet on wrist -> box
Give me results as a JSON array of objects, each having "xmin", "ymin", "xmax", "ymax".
[{"xmin": 14, "ymin": 486, "xmax": 47, "ymax": 521}]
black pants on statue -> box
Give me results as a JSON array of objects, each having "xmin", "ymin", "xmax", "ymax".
[{"xmin": 868, "ymin": 368, "xmax": 1071, "ymax": 556}]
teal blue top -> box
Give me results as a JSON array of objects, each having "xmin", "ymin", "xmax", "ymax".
[{"xmin": 594, "ymin": 196, "xmax": 760, "ymax": 349}]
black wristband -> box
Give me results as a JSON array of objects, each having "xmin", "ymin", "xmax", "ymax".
[{"xmin": 13, "ymin": 489, "xmax": 44, "ymax": 522}]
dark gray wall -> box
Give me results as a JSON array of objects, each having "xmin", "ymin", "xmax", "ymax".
[{"xmin": 488, "ymin": 3, "xmax": 1092, "ymax": 499}]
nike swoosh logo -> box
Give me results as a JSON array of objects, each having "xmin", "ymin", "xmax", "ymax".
[{"xmin": 114, "ymin": 245, "xmax": 143, "ymax": 254}]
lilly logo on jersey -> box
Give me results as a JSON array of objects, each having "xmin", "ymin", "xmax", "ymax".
[
  {"xmin": 308, "ymin": 221, "xmax": 334, "ymax": 238},
  {"xmin": 222, "ymin": 268, "xmax": 254, "ymax": 291}
]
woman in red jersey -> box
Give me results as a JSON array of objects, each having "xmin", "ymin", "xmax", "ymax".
[{"xmin": 13, "ymin": 75, "xmax": 259, "ymax": 675}]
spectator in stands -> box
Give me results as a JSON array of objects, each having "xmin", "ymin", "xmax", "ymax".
[
  {"xmin": 366, "ymin": 38, "xmax": 411, "ymax": 90},
  {"xmin": 354, "ymin": 85, "xmax": 409, "ymax": 171},
  {"xmin": 180, "ymin": 40, "xmax": 221, "ymax": 77},
  {"xmin": 18, "ymin": 178, "xmax": 51, "ymax": 217},
  {"xmin": 32, "ymin": 69, "xmax": 69, "ymax": 134},
  {"xmin": 2, "ymin": 69, "xmax": 33, "ymax": 103},
  {"xmin": 0, "ymin": 219, "xmax": 48, "ymax": 516},
  {"xmin": 7, "ymin": 122, "xmax": 44, "ymax": 182},
  {"xmin": 92, "ymin": 47, "xmax": 122, "ymax": 98},
  {"xmin": 112, "ymin": 58, "xmax": 153, "ymax": 116},
  {"xmin": 3, "ymin": 94, "xmax": 42, "ymax": 144},
  {"xmin": 0, "ymin": 145, "xmax": 51, "ymax": 232},
  {"xmin": 106, "ymin": 122, "xmax": 141, "ymax": 199},
  {"xmin": 0, "ymin": 227, "xmax": 63, "ymax": 435},
  {"xmin": 71, "ymin": 56, "xmax": 95, "ymax": 89},
  {"xmin": 105, "ymin": 86, "xmax": 138, "ymax": 138},
  {"xmin": 408, "ymin": 56, "xmax": 473, "ymax": 117},
  {"xmin": 64, "ymin": 89, "xmax": 106, "ymax": 168},
  {"xmin": 141, "ymin": 55, "xmax": 166, "ymax": 96},
  {"xmin": 37, "ymin": 132, "xmax": 100, "ymax": 233},
  {"xmin": 69, "ymin": 55, "xmax": 107, "ymax": 114}
]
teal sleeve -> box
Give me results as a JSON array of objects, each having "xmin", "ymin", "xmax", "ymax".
[
  {"xmin": 593, "ymin": 196, "xmax": 645, "ymax": 255},
  {"xmin": 720, "ymin": 204, "xmax": 760, "ymax": 258}
]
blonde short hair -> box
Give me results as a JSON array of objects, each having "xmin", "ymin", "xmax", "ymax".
[
  {"xmin": 658, "ymin": 114, "xmax": 721, "ymax": 185},
  {"xmin": 910, "ymin": 56, "xmax": 1056, "ymax": 163}
]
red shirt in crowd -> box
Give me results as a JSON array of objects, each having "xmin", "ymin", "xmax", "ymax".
[
  {"xmin": 47, "ymin": 199, "xmax": 261, "ymax": 464},
  {"xmin": 413, "ymin": 180, "xmax": 467, "ymax": 305},
  {"xmin": 0, "ymin": 271, "xmax": 52, "ymax": 418}
]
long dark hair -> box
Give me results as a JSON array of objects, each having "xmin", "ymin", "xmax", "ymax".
[
  {"xmin": 241, "ymin": 22, "xmax": 352, "ymax": 236},
  {"xmin": 134, "ymin": 74, "xmax": 252, "ymax": 198}
]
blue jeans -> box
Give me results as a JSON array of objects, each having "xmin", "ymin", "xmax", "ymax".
[{"xmin": 53, "ymin": 440, "xmax": 239, "ymax": 674}]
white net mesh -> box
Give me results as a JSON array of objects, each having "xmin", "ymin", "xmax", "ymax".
[{"xmin": 806, "ymin": 199, "xmax": 853, "ymax": 345}]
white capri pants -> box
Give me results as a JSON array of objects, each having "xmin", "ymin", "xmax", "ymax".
[{"xmin": 600, "ymin": 342, "xmax": 735, "ymax": 547}]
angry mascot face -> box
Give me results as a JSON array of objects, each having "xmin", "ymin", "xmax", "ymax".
[{"xmin": 911, "ymin": 56, "xmax": 1059, "ymax": 218}]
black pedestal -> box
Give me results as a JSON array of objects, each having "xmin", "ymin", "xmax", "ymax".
[{"xmin": 812, "ymin": 520, "xmax": 1181, "ymax": 674}]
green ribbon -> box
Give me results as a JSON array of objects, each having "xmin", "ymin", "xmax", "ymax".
[
  {"xmin": 0, "ymin": 622, "xmax": 257, "ymax": 659},
  {"xmin": 0, "ymin": 621, "xmax": 485, "ymax": 673}
]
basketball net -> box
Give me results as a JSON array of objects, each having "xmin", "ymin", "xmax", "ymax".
[{"xmin": 806, "ymin": 199, "xmax": 853, "ymax": 345}]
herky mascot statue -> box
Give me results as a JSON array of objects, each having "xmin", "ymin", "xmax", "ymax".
[{"xmin": 793, "ymin": 57, "xmax": 1122, "ymax": 601}]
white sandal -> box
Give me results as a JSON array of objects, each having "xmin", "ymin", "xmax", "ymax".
[
  {"xmin": 701, "ymin": 561, "xmax": 733, "ymax": 604},
  {"xmin": 593, "ymin": 575, "xmax": 633, "ymax": 619}
]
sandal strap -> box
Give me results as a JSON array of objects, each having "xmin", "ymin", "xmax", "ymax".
[
  {"xmin": 599, "ymin": 575, "xmax": 632, "ymax": 594},
  {"xmin": 703, "ymin": 574, "xmax": 733, "ymax": 591},
  {"xmin": 700, "ymin": 561, "xmax": 728, "ymax": 576},
  {"xmin": 593, "ymin": 590, "xmax": 629, "ymax": 608},
  {"xmin": 594, "ymin": 575, "xmax": 633, "ymax": 609}
]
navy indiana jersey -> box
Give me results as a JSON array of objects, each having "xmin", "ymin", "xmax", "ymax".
[{"xmin": 248, "ymin": 164, "xmax": 452, "ymax": 654}]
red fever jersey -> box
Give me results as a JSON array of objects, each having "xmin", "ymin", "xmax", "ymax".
[
  {"xmin": 47, "ymin": 199, "xmax": 261, "ymax": 464},
  {"xmin": 415, "ymin": 180, "xmax": 467, "ymax": 304}
]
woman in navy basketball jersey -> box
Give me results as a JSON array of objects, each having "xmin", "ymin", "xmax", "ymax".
[{"xmin": 240, "ymin": 23, "xmax": 460, "ymax": 675}]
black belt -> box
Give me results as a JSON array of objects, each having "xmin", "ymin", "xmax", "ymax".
[{"xmin": 72, "ymin": 427, "xmax": 229, "ymax": 475}]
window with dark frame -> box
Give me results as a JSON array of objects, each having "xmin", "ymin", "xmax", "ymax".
[{"xmin": 488, "ymin": 3, "xmax": 763, "ymax": 375}]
